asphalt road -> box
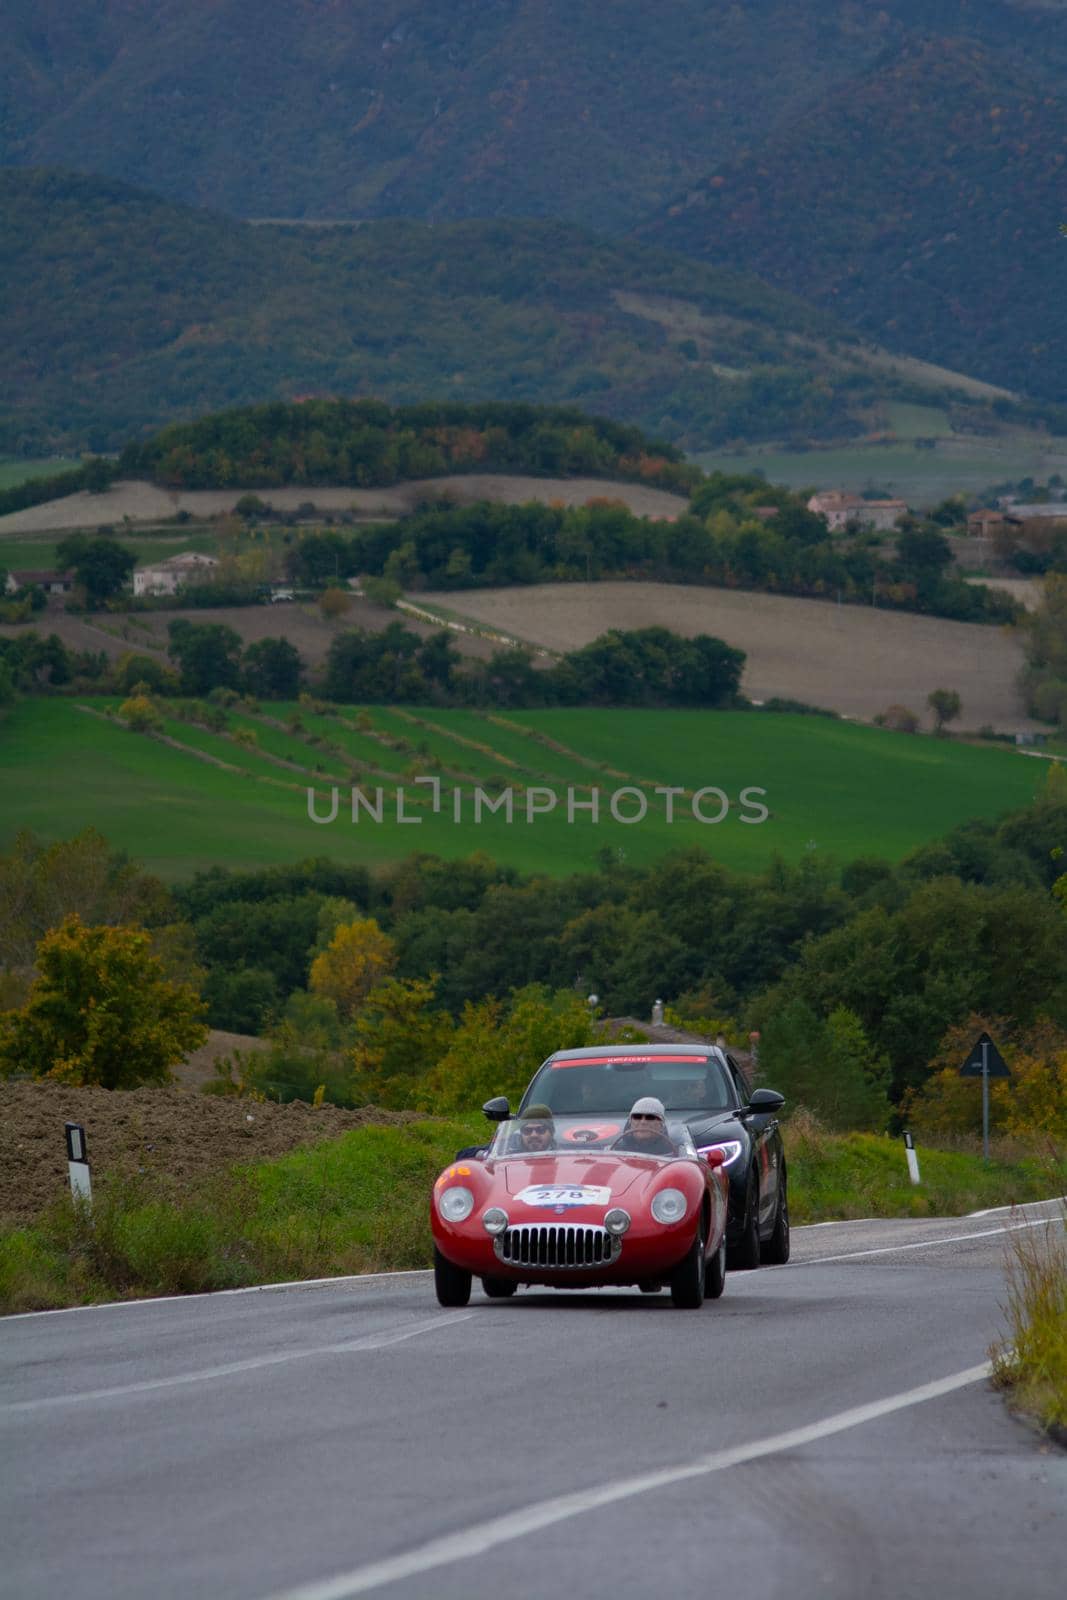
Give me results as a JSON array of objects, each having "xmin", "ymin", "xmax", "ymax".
[{"xmin": 1, "ymin": 1201, "xmax": 1064, "ymax": 1600}]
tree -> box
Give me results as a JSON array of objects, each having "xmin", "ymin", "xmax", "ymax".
[
  {"xmin": 242, "ymin": 637, "xmax": 301, "ymax": 698},
  {"xmin": 119, "ymin": 693, "xmax": 162, "ymax": 732},
  {"xmin": 0, "ymin": 915, "xmax": 207, "ymax": 1087},
  {"xmin": 308, "ymin": 917, "xmax": 397, "ymax": 1018},
  {"xmin": 349, "ymin": 976, "xmax": 455, "ymax": 1106},
  {"xmin": 318, "ymin": 586, "xmax": 352, "ymax": 619},
  {"xmin": 55, "ymin": 534, "xmax": 135, "ymax": 602},
  {"xmin": 927, "ymin": 687, "xmax": 962, "ymax": 733},
  {"xmin": 167, "ymin": 620, "xmax": 243, "ymax": 695}
]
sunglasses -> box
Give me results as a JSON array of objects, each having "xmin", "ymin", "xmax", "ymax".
[
  {"xmin": 523, "ymin": 1125, "xmax": 550, "ymax": 1136},
  {"xmin": 631, "ymin": 1113, "xmax": 662, "ymax": 1122}
]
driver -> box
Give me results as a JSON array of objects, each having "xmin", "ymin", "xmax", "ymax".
[
  {"xmin": 515, "ymin": 1105, "xmax": 556, "ymax": 1153},
  {"xmin": 613, "ymin": 1096, "xmax": 676, "ymax": 1157}
]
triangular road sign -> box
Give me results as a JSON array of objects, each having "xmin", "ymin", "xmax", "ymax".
[{"xmin": 959, "ymin": 1030, "xmax": 1011, "ymax": 1079}]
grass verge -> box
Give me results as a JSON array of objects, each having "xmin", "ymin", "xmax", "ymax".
[
  {"xmin": 0, "ymin": 1114, "xmax": 483, "ymax": 1314},
  {"xmin": 2, "ymin": 1111, "xmax": 1064, "ymax": 1317},
  {"xmin": 785, "ymin": 1114, "xmax": 1066, "ymax": 1222},
  {"xmin": 990, "ymin": 1198, "xmax": 1067, "ymax": 1440}
]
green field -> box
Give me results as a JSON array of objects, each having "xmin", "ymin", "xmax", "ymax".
[
  {"xmin": 0, "ymin": 457, "xmax": 81, "ymax": 493},
  {"xmin": 0, "ymin": 526, "xmax": 223, "ymax": 577},
  {"xmin": 696, "ymin": 433, "xmax": 1067, "ymax": 507},
  {"xmin": 0, "ymin": 699, "xmax": 1045, "ymax": 880}
]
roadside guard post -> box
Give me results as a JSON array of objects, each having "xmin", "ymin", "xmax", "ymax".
[
  {"xmin": 958, "ymin": 1031, "xmax": 1011, "ymax": 1159},
  {"xmin": 65, "ymin": 1122, "xmax": 92, "ymax": 1206},
  {"xmin": 903, "ymin": 1131, "xmax": 921, "ymax": 1185}
]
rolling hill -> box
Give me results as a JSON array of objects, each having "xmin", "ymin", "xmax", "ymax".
[
  {"xmin": 0, "ymin": 168, "xmax": 1042, "ymax": 455},
  {"xmin": 639, "ymin": 35, "xmax": 1067, "ymax": 402}
]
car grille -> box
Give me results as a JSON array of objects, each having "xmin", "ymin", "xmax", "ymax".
[{"xmin": 494, "ymin": 1224, "xmax": 621, "ymax": 1270}]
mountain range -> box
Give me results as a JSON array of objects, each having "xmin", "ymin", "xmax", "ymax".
[{"xmin": 2, "ymin": 1, "xmax": 1065, "ymax": 426}]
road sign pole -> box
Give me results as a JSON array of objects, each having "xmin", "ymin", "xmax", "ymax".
[{"xmin": 981, "ymin": 1039, "xmax": 989, "ymax": 1160}]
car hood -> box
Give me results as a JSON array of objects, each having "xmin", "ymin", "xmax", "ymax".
[
  {"xmin": 684, "ymin": 1111, "xmax": 744, "ymax": 1144},
  {"xmin": 496, "ymin": 1154, "xmax": 672, "ymax": 1202}
]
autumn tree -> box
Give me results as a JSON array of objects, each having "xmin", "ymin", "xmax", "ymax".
[
  {"xmin": 308, "ymin": 917, "xmax": 397, "ymax": 1018},
  {"xmin": 0, "ymin": 915, "xmax": 207, "ymax": 1088}
]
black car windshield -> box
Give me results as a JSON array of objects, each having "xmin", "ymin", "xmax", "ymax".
[
  {"xmin": 488, "ymin": 1115, "xmax": 698, "ymax": 1160},
  {"xmin": 521, "ymin": 1053, "xmax": 737, "ymax": 1116}
]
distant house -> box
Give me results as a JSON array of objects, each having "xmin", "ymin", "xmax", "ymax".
[
  {"xmin": 133, "ymin": 552, "xmax": 220, "ymax": 597},
  {"xmin": 1000, "ymin": 502, "xmax": 1067, "ymax": 523},
  {"xmin": 4, "ymin": 567, "xmax": 76, "ymax": 596},
  {"xmin": 967, "ymin": 508, "xmax": 1009, "ymax": 537},
  {"xmin": 807, "ymin": 491, "xmax": 909, "ymax": 532}
]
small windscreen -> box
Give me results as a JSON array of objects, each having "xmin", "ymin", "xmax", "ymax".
[{"xmin": 524, "ymin": 1054, "xmax": 735, "ymax": 1115}]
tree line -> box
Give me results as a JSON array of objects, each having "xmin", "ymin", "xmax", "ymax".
[
  {"xmin": 4, "ymin": 786, "xmax": 1067, "ymax": 1138},
  {"xmin": 118, "ymin": 399, "xmax": 699, "ymax": 495}
]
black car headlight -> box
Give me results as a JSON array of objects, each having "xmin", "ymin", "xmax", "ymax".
[
  {"xmin": 604, "ymin": 1208, "xmax": 631, "ymax": 1236},
  {"xmin": 697, "ymin": 1140, "xmax": 743, "ymax": 1167}
]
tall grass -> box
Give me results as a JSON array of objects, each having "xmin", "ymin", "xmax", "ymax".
[{"xmin": 991, "ymin": 1198, "xmax": 1067, "ymax": 1436}]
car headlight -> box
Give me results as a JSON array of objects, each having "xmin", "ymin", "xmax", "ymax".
[
  {"xmin": 482, "ymin": 1206, "xmax": 509, "ymax": 1235},
  {"xmin": 438, "ymin": 1186, "xmax": 475, "ymax": 1223},
  {"xmin": 697, "ymin": 1140, "xmax": 743, "ymax": 1167},
  {"xmin": 650, "ymin": 1188, "xmax": 688, "ymax": 1224},
  {"xmin": 604, "ymin": 1208, "xmax": 631, "ymax": 1236}
]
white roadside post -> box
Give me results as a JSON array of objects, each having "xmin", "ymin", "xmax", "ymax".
[
  {"xmin": 65, "ymin": 1122, "xmax": 92, "ymax": 1207},
  {"xmin": 903, "ymin": 1130, "xmax": 921, "ymax": 1186}
]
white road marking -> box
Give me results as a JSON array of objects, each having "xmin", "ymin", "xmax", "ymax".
[
  {"xmin": 260, "ymin": 1362, "xmax": 993, "ymax": 1600},
  {"xmin": 0, "ymin": 1314, "xmax": 471, "ymax": 1415},
  {"xmin": 0, "ymin": 1268, "xmax": 434, "ymax": 1323},
  {"xmin": 798, "ymin": 1212, "xmax": 1063, "ymax": 1266}
]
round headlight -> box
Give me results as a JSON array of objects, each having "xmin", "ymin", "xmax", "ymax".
[
  {"xmin": 651, "ymin": 1188, "xmax": 688, "ymax": 1225},
  {"xmin": 482, "ymin": 1207, "xmax": 509, "ymax": 1235},
  {"xmin": 604, "ymin": 1207, "xmax": 631, "ymax": 1236},
  {"xmin": 438, "ymin": 1186, "xmax": 475, "ymax": 1223}
]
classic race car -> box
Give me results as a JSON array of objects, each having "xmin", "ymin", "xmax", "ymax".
[{"xmin": 431, "ymin": 1113, "xmax": 729, "ymax": 1309}]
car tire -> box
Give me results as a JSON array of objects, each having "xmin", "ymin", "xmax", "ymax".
[
  {"xmin": 434, "ymin": 1247, "xmax": 472, "ymax": 1307},
  {"xmin": 669, "ymin": 1221, "xmax": 706, "ymax": 1309},
  {"xmin": 728, "ymin": 1171, "xmax": 761, "ymax": 1271},
  {"xmin": 704, "ymin": 1234, "xmax": 726, "ymax": 1300},
  {"xmin": 762, "ymin": 1169, "xmax": 790, "ymax": 1265},
  {"xmin": 481, "ymin": 1276, "xmax": 518, "ymax": 1299}
]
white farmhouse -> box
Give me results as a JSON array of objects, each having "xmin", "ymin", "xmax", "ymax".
[
  {"xmin": 133, "ymin": 552, "xmax": 220, "ymax": 597},
  {"xmin": 807, "ymin": 491, "xmax": 909, "ymax": 532}
]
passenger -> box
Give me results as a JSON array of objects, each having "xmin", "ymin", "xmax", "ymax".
[
  {"xmin": 613, "ymin": 1096, "xmax": 676, "ymax": 1156},
  {"xmin": 516, "ymin": 1105, "xmax": 556, "ymax": 1153}
]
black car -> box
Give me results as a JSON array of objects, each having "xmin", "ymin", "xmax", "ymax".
[{"xmin": 482, "ymin": 1043, "xmax": 788, "ymax": 1269}]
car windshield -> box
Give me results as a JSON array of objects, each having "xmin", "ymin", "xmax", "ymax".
[
  {"xmin": 487, "ymin": 1115, "xmax": 698, "ymax": 1161},
  {"xmin": 520, "ymin": 1053, "xmax": 737, "ymax": 1116}
]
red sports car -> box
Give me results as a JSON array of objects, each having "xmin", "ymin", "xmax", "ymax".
[{"xmin": 430, "ymin": 1114, "xmax": 729, "ymax": 1309}]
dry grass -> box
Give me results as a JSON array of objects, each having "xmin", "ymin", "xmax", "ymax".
[
  {"xmin": 420, "ymin": 580, "xmax": 1038, "ymax": 731},
  {"xmin": 990, "ymin": 1198, "xmax": 1067, "ymax": 1438}
]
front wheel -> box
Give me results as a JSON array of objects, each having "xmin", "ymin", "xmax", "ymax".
[
  {"xmin": 704, "ymin": 1234, "xmax": 726, "ymax": 1300},
  {"xmin": 434, "ymin": 1246, "xmax": 472, "ymax": 1307},
  {"xmin": 669, "ymin": 1222, "xmax": 706, "ymax": 1309},
  {"xmin": 481, "ymin": 1276, "xmax": 517, "ymax": 1299},
  {"xmin": 762, "ymin": 1171, "xmax": 790, "ymax": 1265},
  {"xmin": 727, "ymin": 1171, "xmax": 761, "ymax": 1272}
]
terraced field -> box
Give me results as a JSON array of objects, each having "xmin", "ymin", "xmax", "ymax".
[{"xmin": 0, "ymin": 698, "xmax": 1044, "ymax": 880}]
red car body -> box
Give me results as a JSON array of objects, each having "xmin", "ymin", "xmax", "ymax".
[{"xmin": 431, "ymin": 1117, "xmax": 729, "ymax": 1308}]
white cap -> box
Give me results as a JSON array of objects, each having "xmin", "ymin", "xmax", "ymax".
[{"xmin": 630, "ymin": 1096, "xmax": 666, "ymax": 1121}]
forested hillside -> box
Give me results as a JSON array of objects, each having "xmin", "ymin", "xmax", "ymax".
[
  {"xmin": 641, "ymin": 36, "xmax": 1067, "ymax": 402},
  {"xmin": 4, "ymin": 169, "xmax": 1010, "ymax": 455}
]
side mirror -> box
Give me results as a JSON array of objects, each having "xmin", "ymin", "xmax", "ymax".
[
  {"xmin": 743, "ymin": 1088, "xmax": 785, "ymax": 1116},
  {"xmin": 454, "ymin": 1145, "xmax": 488, "ymax": 1160},
  {"xmin": 482, "ymin": 1096, "xmax": 511, "ymax": 1122}
]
